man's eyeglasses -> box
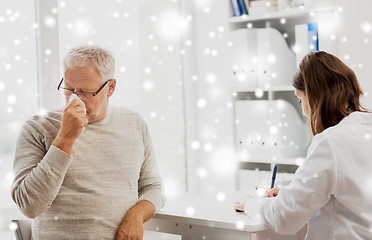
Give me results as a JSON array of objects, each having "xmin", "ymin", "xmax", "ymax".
[{"xmin": 57, "ymin": 78, "xmax": 112, "ymax": 99}]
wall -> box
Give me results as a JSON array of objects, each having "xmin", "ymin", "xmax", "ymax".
[
  {"xmin": 335, "ymin": 0, "xmax": 372, "ymax": 109},
  {"xmin": 0, "ymin": 0, "xmax": 39, "ymax": 230},
  {"xmin": 184, "ymin": 0, "xmax": 236, "ymax": 195}
]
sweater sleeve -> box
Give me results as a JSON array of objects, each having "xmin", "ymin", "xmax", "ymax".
[
  {"xmin": 11, "ymin": 120, "xmax": 73, "ymax": 219},
  {"xmin": 244, "ymin": 133, "xmax": 337, "ymax": 235},
  {"xmin": 137, "ymin": 121, "xmax": 165, "ymax": 214}
]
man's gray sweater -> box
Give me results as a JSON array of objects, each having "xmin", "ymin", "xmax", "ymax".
[{"xmin": 11, "ymin": 106, "xmax": 165, "ymax": 239}]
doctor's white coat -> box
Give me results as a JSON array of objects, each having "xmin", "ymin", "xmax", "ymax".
[{"xmin": 244, "ymin": 111, "xmax": 372, "ymax": 239}]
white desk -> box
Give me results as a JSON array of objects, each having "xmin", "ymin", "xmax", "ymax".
[{"xmin": 144, "ymin": 192, "xmax": 304, "ymax": 240}]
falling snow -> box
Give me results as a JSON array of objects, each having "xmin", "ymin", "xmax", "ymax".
[
  {"xmin": 1, "ymin": 3, "xmax": 372, "ymax": 237},
  {"xmin": 186, "ymin": 206, "xmax": 195, "ymax": 216},
  {"xmin": 235, "ymin": 220, "xmax": 245, "ymax": 229},
  {"xmin": 9, "ymin": 222, "xmax": 18, "ymax": 231},
  {"xmin": 191, "ymin": 141, "xmax": 201, "ymax": 150}
]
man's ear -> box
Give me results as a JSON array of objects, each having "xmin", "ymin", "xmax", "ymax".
[{"xmin": 107, "ymin": 79, "xmax": 116, "ymax": 97}]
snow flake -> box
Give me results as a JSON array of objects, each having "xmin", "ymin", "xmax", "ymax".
[
  {"xmin": 197, "ymin": 99, "xmax": 207, "ymax": 108},
  {"xmin": 44, "ymin": 15, "xmax": 56, "ymax": 28},
  {"xmin": 197, "ymin": 167, "xmax": 208, "ymax": 178},
  {"xmin": 9, "ymin": 222, "xmax": 18, "ymax": 231},
  {"xmin": 0, "ymin": 82, "xmax": 5, "ymax": 91},
  {"xmin": 7, "ymin": 95, "xmax": 16, "ymax": 104},
  {"xmin": 255, "ymin": 89, "xmax": 264, "ymax": 98},
  {"xmin": 186, "ymin": 206, "xmax": 195, "ymax": 216},
  {"xmin": 126, "ymin": 39, "xmax": 133, "ymax": 46},
  {"xmin": 269, "ymin": 126, "xmax": 279, "ymax": 135},
  {"xmin": 143, "ymin": 80, "xmax": 154, "ymax": 91},
  {"xmin": 235, "ymin": 220, "xmax": 245, "ymax": 229},
  {"xmin": 267, "ymin": 54, "xmax": 276, "ymax": 63},
  {"xmin": 216, "ymin": 192, "xmax": 226, "ymax": 202},
  {"xmin": 204, "ymin": 143, "xmax": 213, "ymax": 152}
]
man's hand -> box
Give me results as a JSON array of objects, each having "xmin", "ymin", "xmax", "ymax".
[
  {"xmin": 115, "ymin": 200, "xmax": 155, "ymax": 240},
  {"xmin": 115, "ymin": 212, "xmax": 144, "ymax": 240},
  {"xmin": 53, "ymin": 99, "xmax": 88, "ymax": 154}
]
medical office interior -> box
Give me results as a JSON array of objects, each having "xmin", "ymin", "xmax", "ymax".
[{"xmin": 1, "ymin": 0, "xmax": 372, "ymax": 239}]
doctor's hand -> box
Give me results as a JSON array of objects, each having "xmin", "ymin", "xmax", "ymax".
[
  {"xmin": 234, "ymin": 194, "xmax": 254, "ymax": 213},
  {"xmin": 115, "ymin": 212, "xmax": 144, "ymax": 240},
  {"xmin": 265, "ymin": 187, "xmax": 280, "ymax": 198},
  {"xmin": 52, "ymin": 99, "xmax": 88, "ymax": 155}
]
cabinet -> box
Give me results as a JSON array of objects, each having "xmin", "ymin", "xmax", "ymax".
[
  {"xmin": 228, "ymin": 1, "xmax": 336, "ymax": 190},
  {"xmin": 233, "ymin": 87, "xmax": 308, "ymax": 190}
]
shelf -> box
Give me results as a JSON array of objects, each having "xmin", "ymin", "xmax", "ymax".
[
  {"xmin": 229, "ymin": 5, "xmax": 335, "ymax": 24},
  {"xmin": 270, "ymin": 85, "xmax": 294, "ymax": 91},
  {"xmin": 233, "ymin": 88, "xmax": 304, "ymax": 121},
  {"xmin": 237, "ymin": 161, "xmax": 300, "ymax": 173},
  {"xmin": 232, "ymin": 85, "xmax": 294, "ymax": 93}
]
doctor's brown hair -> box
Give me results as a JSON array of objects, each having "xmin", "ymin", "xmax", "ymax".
[{"xmin": 292, "ymin": 51, "xmax": 366, "ymax": 135}]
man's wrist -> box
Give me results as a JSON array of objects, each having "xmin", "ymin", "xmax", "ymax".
[
  {"xmin": 52, "ymin": 136, "xmax": 75, "ymax": 155},
  {"xmin": 125, "ymin": 207, "xmax": 146, "ymax": 223}
]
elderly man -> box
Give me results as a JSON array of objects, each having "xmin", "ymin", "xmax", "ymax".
[{"xmin": 11, "ymin": 45, "xmax": 165, "ymax": 240}]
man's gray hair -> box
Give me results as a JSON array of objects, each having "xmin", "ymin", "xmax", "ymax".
[{"xmin": 64, "ymin": 45, "xmax": 115, "ymax": 82}]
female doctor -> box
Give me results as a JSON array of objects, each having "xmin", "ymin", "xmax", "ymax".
[{"xmin": 235, "ymin": 51, "xmax": 372, "ymax": 239}]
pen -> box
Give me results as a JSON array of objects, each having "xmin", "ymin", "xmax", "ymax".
[{"xmin": 271, "ymin": 165, "xmax": 277, "ymax": 189}]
